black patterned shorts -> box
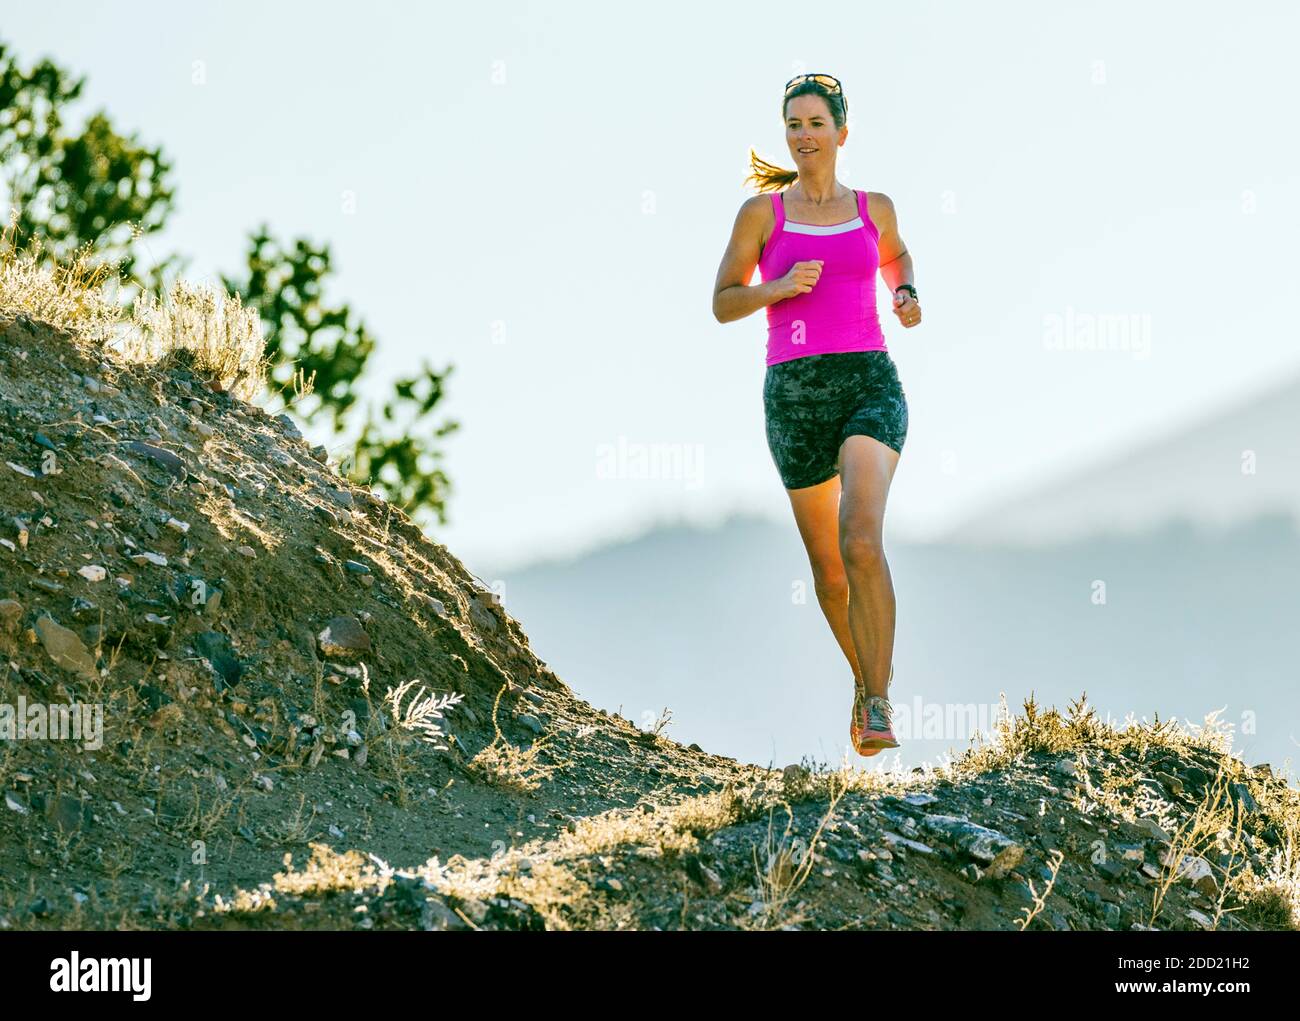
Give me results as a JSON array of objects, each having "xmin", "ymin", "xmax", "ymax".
[{"xmin": 763, "ymin": 350, "xmax": 909, "ymax": 490}]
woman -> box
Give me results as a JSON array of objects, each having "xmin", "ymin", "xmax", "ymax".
[{"xmin": 711, "ymin": 73, "xmax": 921, "ymax": 757}]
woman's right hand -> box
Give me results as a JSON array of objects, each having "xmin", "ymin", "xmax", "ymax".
[{"xmin": 775, "ymin": 260, "xmax": 824, "ymax": 300}]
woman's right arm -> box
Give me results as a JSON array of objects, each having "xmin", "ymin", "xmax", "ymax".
[{"xmin": 712, "ymin": 197, "xmax": 806, "ymax": 323}]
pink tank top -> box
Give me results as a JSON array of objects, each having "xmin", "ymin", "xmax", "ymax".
[{"xmin": 757, "ymin": 188, "xmax": 887, "ymax": 366}]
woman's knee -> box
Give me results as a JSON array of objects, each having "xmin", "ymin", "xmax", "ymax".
[
  {"xmin": 811, "ymin": 569, "xmax": 849, "ymax": 603},
  {"xmin": 839, "ymin": 532, "xmax": 886, "ymax": 573}
]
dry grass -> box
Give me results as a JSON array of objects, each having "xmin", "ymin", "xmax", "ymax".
[
  {"xmin": 465, "ymin": 684, "xmax": 563, "ymax": 794},
  {"xmin": 743, "ymin": 772, "xmax": 849, "ymax": 930},
  {"xmin": 0, "ymin": 206, "xmax": 268, "ymax": 401},
  {"xmin": 1014, "ymin": 849, "xmax": 1066, "ymax": 930}
]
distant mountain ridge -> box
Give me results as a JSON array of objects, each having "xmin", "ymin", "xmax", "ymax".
[{"xmin": 944, "ymin": 370, "xmax": 1300, "ymax": 547}]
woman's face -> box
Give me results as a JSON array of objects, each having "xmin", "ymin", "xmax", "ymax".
[{"xmin": 784, "ymin": 93, "xmax": 845, "ymax": 168}]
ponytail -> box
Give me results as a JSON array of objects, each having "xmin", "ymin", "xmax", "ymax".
[{"xmin": 744, "ymin": 148, "xmax": 798, "ymax": 193}]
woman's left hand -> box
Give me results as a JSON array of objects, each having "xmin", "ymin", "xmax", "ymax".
[{"xmin": 892, "ymin": 290, "xmax": 922, "ymax": 328}]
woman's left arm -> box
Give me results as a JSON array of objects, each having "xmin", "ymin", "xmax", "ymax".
[{"xmin": 871, "ymin": 192, "xmax": 921, "ymax": 328}]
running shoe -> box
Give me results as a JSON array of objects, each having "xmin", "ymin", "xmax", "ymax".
[
  {"xmin": 857, "ymin": 694, "xmax": 900, "ymax": 751},
  {"xmin": 850, "ymin": 686, "xmax": 875, "ymax": 755},
  {"xmin": 850, "ymin": 665, "xmax": 895, "ymax": 756}
]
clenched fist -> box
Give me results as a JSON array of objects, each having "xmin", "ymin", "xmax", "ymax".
[
  {"xmin": 893, "ymin": 289, "xmax": 921, "ymax": 327},
  {"xmin": 777, "ymin": 259, "xmax": 824, "ymax": 300}
]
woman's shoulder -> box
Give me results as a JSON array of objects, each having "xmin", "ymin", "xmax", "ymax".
[
  {"xmin": 862, "ymin": 191, "xmax": 896, "ymax": 229},
  {"xmin": 740, "ymin": 191, "xmax": 780, "ymax": 215},
  {"xmin": 736, "ymin": 191, "xmax": 778, "ymax": 237}
]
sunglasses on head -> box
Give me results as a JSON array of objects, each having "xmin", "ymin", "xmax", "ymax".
[{"xmin": 783, "ymin": 73, "xmax": 847, "ymax": 117}]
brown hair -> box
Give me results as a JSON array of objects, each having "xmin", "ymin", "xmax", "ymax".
[{"xmin": 744, "ymin": 80, "xmax": 847, "ymax": 193}]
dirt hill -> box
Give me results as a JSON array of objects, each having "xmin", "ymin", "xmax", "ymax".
[{"xmin": 0, "ymin": 301, "xmax": 1297, "ymax": 931}]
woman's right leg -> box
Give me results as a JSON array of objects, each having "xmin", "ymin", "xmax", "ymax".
[{"xmin": 785, "ymin": 473, "xmax": 863, "ymax": 686}]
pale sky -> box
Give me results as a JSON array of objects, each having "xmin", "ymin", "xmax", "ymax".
[{"xmin": 5, "ymin": 0, "xmax": 1298, "ymax": 572}]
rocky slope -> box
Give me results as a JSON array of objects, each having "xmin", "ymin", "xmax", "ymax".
[{"xmin": 0, "ymin": 309, "xmax": 1296, "ymax": 931}]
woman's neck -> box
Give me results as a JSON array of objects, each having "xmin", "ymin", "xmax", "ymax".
[{"xmin": 794, "ymin": 171, "xmax": 843, "ymax": 205}]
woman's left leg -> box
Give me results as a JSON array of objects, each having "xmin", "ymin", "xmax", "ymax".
[{"xmin": 837, "ymin": 434, "xmax": 901, "ymax": 701}]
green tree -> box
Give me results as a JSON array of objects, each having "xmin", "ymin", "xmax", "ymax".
[
  {"xmin": 222, "ymin": 226, "xmax": 459, "ymax": 524},
  {"xmin": 0, "ymin": 39, "xmax": 182, "ymax": 292}
]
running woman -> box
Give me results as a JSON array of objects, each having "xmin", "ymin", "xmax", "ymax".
[{"xmin": 711, "ymin": 73, "xmax": 921, "ymax": 757}]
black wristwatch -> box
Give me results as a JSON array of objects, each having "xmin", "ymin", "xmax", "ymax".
[{"xmin": 894, "ymin": 283, "xmax": 918, "ymax": 301}]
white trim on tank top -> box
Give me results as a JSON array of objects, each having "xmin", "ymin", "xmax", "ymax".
[{"xmin": 781, "ymin": 217, "xmax": 864, "ymax": 236}]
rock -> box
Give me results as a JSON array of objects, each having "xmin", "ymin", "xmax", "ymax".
[
  {"xmin": 165, "ymin": 517, "xmax": 190, "ymax": 534},
  {"xmin": 881, "ymin": 831, "xmax": 935, "ymax": 855},
  {"xmin": 1186, "ymin": 909, "xmax": 1215, "ymax": 930},
  {"xmin": 1182, "ymin": 766, "xmax": 1210, "ymax": 787},
  {"xmin": 34, "ymin": 616, "xmax": 98, "ymax": 680},
  {"xmin": 0, "ymin": 599, "xmax": 21, "ymax": 633},
  {"xmin": 516, "ymin": 713, "xmax": 543, "ymax": 734},
  {"xmin": 130, "ymin": 552, "xmax": 167, "ymax": 567},
  {"xmin": 317, "ymin": 615, "xmax": 371, "ymax": 658},
  {"xmin": 1054, "ymin": 757, "xmax": 1080, "ymax": 779},
  {"xmin": 30, "ymin": 578, "xmax": 63, "ymax": 593},
  {"xmin": 918, "ymin": 814, "xmax": 1024, "ymax": 877},
  {"xmin": 1161, "ymin": 851, "xmax": 1218, "ymax": 896},
  {"xmin": 782, "ymin": 763, "xmax": 810, "ymax": 786},
  {"xmin": 422, "ymin": 898, "xmax": 467, "ymax": 931},
  {"xmin": 457, "ymin": 898, "xmax": 489, "ymax": 925},
  {"xmin": 194, "ymin": 631, "xmax": 244, "ymax": 691},
  {"xmin": 685, "ymin": 858, "xmax": 723, "ymax": 893},
  {"xmin": 275, "ymin": 413, "xmax": 303, "ymax": 441},
  {"xmin": 311, "ymin": 505, "xmax": 337, "ymax": 526},
  {"xmin": 418, "ymin": 593, "xmax": 448, "ymax": 616},
  {"xmin": 48, "ymin": 794, "xmax": 88, "ymax": 832},
  {"xmin": 124, "ymin": 441, "xmax": 188, "ymax": 482},
  {"xmin": 1133, "ymin": 817, "xmax": 1170, "ymax": 842},
  {"xmin": 903, "ymin": 792, "xmax": 938, "ymax": 806},
  {"xmin": 1228, "ymin": 782, "xmax": 1258, "ymax": 814},
  {"xmin": 343, "ymin": 560, "xmax": 371, "ymax": 574},
  {"xmin": 78, "ymin": 565, "xmax": 107, "ymax": 582},
  {"xmin": 4, "ymin": 792, "xmax": 26, "ymax": 814},
  {"xmin": 469, "ymin": 596, "xmax": 500, "ymax": 634}
]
